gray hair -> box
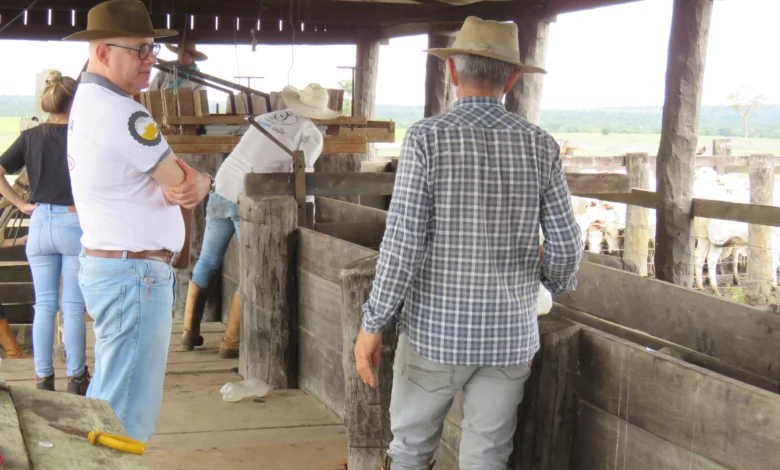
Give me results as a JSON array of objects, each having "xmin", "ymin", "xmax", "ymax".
[{"xmin": 451, "ymin": 53, "xmax": 516, "ymax": 89}]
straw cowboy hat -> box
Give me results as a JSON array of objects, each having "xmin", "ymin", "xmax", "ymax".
[
  {"xmin": 425, "ymin": 16, "xmax": 547, "ymax": 74},
  {"xmin": 165, "ymin": 41, "xmax": 209, "ymax": 62},
  {"xmin": 281, "ymin": 84, "xmax": 341, "ymax": 120},
  {"xmin": 63, "ymin": 0, "xmax": 177, "ymax": 41}
]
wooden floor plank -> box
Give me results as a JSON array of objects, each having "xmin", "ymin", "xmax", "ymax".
[{"xmin": 146, "ymin": 425, "xmax": 347, "ymax": 470}]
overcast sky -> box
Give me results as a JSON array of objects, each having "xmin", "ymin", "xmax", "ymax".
[{"xmin": 0, "ymin": 0, "xmax": 777, "ymax": 109}]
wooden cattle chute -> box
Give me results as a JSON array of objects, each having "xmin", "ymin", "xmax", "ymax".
[{"xmin": 230, "ymin": 191, "xmax": 780, "ymax": 470}]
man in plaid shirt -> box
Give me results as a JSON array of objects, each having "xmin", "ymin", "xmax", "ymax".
[{"xmin": 353, "ymin": 16, "xmax": 584, "ymax": 470}]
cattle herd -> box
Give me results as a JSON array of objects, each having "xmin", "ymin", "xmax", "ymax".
[{"xmin": 558, "ymin": 166, "xmax": 780, "ymax": 296}]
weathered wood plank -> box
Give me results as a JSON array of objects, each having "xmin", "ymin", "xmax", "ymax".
[
  {"xmin": 3, "ymin": 303, "xmax": 34, "ymax": 324},
  {"xmin": 578, "ymin": 326, "xmax": 780, "ymax": 470},
  {"xmin": 313, "ymin": 223, "xmax": 385, "ymax": 250},
  {"xmin": 244, "ymin": 173, "xmax": 629, "ymax": 198},
  {"xmin": 552, "ymin": 303, "xmax": 776, "ymax": 392},
  {"xmin": 655, "ymin": 0, "xmax": 713, "ymax": 286},
  {"xmin": 11, "ymin": 384, "xmax": 150, "ymax": 469},
  {"xmin": 0, "ymin": 380, "xmax": 32, "ymax": 470},
  {"xmin": 510, "ymin": 315, "xmax": 579, "ymax": 470},
  {"xmin": 166, "ymin": 135, "xmax": 241, "ymax": 144},
  {"xmin": 313, "ymin": 153, "xmax": 365, "ymax": 205},
  {"xmin": 238, "ymin": 195, "xmax": 298, "ymax": 388},
  {"xmin": 0, "ymin": 283, "xmax": 33, "ymax": 304},
  {"xmin": 574, "ymin": 402, "xmax": 729, "ymax": 470},
  {"xmin": 578, "ymin": 189, "xmax": 780, "ymax": 228},
  {"xmin": 170, "ymin": 144, "xmax": 234, "ymax": 154},
  {"xmin": 340, "ymin": 255, "xmax": 397, "ymax": 470},
  {"xmin": 315, "ymin": 198, "xmax": 388, "ymax": 225},
  {"xmin": 319, "ymin": 116, "xmax": 368, "ymax": 125},
  {"xmin": 0, "ymin": 261, "xmax": 31, "ymax": 283},
  {"xmin": 164, "ymin": 115, "xmax": 247, "ymax": 126},
  {"xmin": 298, "ymin": 228, "xmax": 377, "ymax": 283},
  {"xmin": 297, "ymin": 268, "xmax": 346, "ymax": 417},
  {"xmin": 554, "ymin": 261, "xmax": 780, "ymax": 382}
]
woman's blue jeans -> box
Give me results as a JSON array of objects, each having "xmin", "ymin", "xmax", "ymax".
[
  {"xmin": 191, "ymin": 193, "xmax": 240, "ymax": 289},
  {"xmin": 25, "ymin": 204, "xmax": 87, "ymax": 378}
]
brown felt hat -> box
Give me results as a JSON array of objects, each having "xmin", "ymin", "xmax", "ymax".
[
  {"xmin": 425, "ymin": 16, "xmax": 546, "ymax": 74},
  {"xmin": 165, "ymin": 41, "xmax": 208, "ymax": 61},
  {"xmin": 63, "ymin": 0, "xmax": 177, "ymax": 41}
]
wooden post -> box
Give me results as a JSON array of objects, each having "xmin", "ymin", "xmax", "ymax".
[
  {"xmin": 354, "ymin": 30, "xmax": 380, "ymax": 160},
  {"xmin": 505, "ymin": 16, "xmax": 552, "ymax": 125},
  {"xmin": 354, "ymin": 31, "xmax": 380, "ymax": 120},
  {"xmin": 314, "ymin": 153, "xmax": 365, "ymax": 206},
  {"xmin": 624, "ymin": 153, "xmax": 651, "ymax": 276},
  {"xmin": 425, "ymin": 25, "xmax": 456, "ymax": 118},
  {"xmin": 173, "ymin": 153, "xmax": 225, "ymax": 322},
  {"xmin": 654, "ymin": 0, "xmax": 714, "ymax": 287},
  {"xmin": 746, "ymin": 154, "xmax": 775, "ymax": 306},
  {"xmin": 712, "ymin": 138, "xmax": 732, "ymax": 174},
  {"xmin": 340, "ymin": 255, "xmax": 397, "ymax": 469},
  {"xmin": 238, "ymin": 195, "xmax": 299, "ymax": 388}
]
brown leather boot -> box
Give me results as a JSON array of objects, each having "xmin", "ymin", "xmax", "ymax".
[
  {"xmin": 181, "ymin": 281, "xmax": 207, "ymax": 351},
  {"xmin": 0, "ymin": 318, "xmax": 29, "ymax": 359},
  {"xmin": 219, "ymin": 290, "xmax": 240, "ymax": 359}
]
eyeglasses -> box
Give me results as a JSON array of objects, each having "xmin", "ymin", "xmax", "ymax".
[{"xmin": 105, "ymin": 42, "xmax": 161, "ymax": 60}]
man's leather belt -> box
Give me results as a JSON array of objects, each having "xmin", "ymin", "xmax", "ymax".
[{"xmin": 84, "ymin": 248, "xmax": 180, "ymax": 265}]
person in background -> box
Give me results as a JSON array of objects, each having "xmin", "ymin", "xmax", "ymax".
[
  {"xmin": 63, "ymin": 0, "xmax": 213, "ymax": 441},
  {"xmin": 148, "ymin": 40, "xmax": 207, "ymax": 91},
  {"xmin": 352, "ymin": 16, "xmax": 584, "ymax": 470},
  {"xmin": 0, "ymin": 301, "xmax": 27, "ymax": 359},
  {"xmin": 181, "ymin": 83, "xmax": 339, "ymax": 359},
  {"xmin": 0, "ymin": 71, "xmax": 90, "ymax": 395}
]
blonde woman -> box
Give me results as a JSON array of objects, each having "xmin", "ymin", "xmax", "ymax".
[{"xmin": 0, "ymin": 71, "xmax": 89, "ymax": 395}]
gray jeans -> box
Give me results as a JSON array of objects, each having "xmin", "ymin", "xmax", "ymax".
[{"xmin": 387, "ymin": 333, "xmax": 532, "ymax": 470}]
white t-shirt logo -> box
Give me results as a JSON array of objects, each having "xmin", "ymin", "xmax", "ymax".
[{"xmin": 128, "ymin": 111, "xmax": 162, "ymax": 147}]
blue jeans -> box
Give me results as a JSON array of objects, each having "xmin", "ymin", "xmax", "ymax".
[
  {"xmin": 191, "ymin": 193, "xmax": 240, "ymax": 289},
  {"xmin": 78, "ymin": 250, "xmax": 176, "ymax": 442},
  {"xmin": 26, "ymin": 204, "xmax": 86, "ymax": 379}
]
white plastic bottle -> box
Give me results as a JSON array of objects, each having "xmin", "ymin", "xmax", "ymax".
[
  {"xmin": 220, "ymin": 378, "xmax": 272, "ymax": 402},
  {"xmin": 537, "ymin": 283, "xmax": 553, "ymax": 315}
]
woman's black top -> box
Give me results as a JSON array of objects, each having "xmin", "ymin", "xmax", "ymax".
[{"xmin": 0, "ymin": 123, "xmax": 74, "ymax": 206}]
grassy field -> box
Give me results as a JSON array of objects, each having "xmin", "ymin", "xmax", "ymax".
[
  {"xmin": 0, "ymin": 117, "xmax": 22, "ymax": 153},
  {"xmin": 379, "ymin": 127, "xmax": 780, "ymax": 158}
]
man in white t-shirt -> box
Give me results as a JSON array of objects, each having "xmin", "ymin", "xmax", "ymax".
[
  {"xmin": 182, "ymin": 83, "xmax": 340, "ymax": 359},
  {"xmin": 63, "ymin": 0, "xmax": 214, "ymax": 442}
]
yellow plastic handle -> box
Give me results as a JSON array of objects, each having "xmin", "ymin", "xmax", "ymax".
[{"xmin": 87, "ymin": 430, "xmax": 147, "ymax": 455}]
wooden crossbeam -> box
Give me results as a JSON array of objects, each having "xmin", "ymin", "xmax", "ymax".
[
  {"xmin": 561, "ymin": 155, "xmax": 780, "ymax": 170},
  {"xmin": 244, "ymin": 172, "xmax": 630, "ymax": 198},
  {"xmin": 578, "ymin": 189, "xmax": 780, "ymax": 228},
  {"xmin": 168, "ymin": 134, "xmax": 369, "ymax": 155},
  {"xmin": 164, "ymin": 115, "xmax": 248, "ymax": 126}
]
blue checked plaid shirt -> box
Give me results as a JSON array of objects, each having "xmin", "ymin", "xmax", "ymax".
[{"xmin": 361, "ymin": 96, "xmax": 583, "ymax": 367}]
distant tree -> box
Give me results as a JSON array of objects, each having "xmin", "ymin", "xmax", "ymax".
[
  {"xmin": 602, "ymin": 127, "xmax": 610, "ymax": 136},
  {"xmin": 338, "ymin": 79, "xmax": 353, "ymax": 116},
  {"xmin": 728, "ymin": 84, "xmax": 767, "ymax": 139}
]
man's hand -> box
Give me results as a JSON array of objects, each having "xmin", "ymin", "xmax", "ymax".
[
  {"xmin": 163, "ymin": 158, "xmax": 211, "ymax": 209},
  {"xmin": 354, "ymin": 329, "xmax": 382, "ymax": 388}
]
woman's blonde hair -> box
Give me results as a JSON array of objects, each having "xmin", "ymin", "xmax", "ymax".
[{"xmin": 41, "ymin": 70, "xmax": 77, "ymax": 115}]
